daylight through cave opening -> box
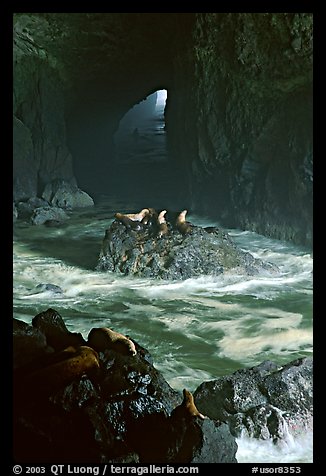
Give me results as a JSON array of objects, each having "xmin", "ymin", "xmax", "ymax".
[{"xmin": 113, "ymin": 89, "xmax": 168, "ymax": 164}]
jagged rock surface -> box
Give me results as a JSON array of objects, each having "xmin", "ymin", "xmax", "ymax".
[
  {"xmin": 31, "ymin": 206, "xmax": 69, "ymax": 225},
  {"xmin": 97, "ymin": 219, "xmax": 278, "ymax": 280},
  {"xmin": 194, "ymin": 358, "xmax": 313, "ymax": 441},
  {"xmin": 42, "ymin": 179, "xmax": 94, "ymax": 209}
]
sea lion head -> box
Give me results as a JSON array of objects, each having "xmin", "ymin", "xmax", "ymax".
[
  {"xmin": 178, "ymin": 210, "xmax": 188, "ymax": 222},
  {"xmin": 158, "ymin": 210, "xmax": 167, "ymax": 224},
  {"xmin": 139, "ymin": 208, "xmax": 150, "ymax": 217},
  {"xmin": 183, "ymin": 388, "xmax": 193, "ymax": 403},
  {"xmin": 183, "ymin": 388, "xmax": 206, "ymax": 419}
]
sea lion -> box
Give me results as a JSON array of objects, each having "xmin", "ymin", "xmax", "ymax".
[
  {"xmin": 175, "ymin": 210, "xmax": 192, "ymax": 235},
  {"xmin": 114, "ymin": 212, "xmax": 144, "ymax": 231},
  {"xmin": 141, "ymin": 207, "xmax": 158, "ymax": 226},
  {"xmin": 125, "ymin": 208, "xmax": 150, "ymax": 221},
  {"xmin": 142, "ymin": 208, "xmax": 159, "ymax": 236},
  {"xmin": 18, "ymin": 346, "xmax": 100, "ymax": 397},
  {"xmin": 88, "ymin": 327, "xmax": 137, "ymax": 357},
  {"xmin": 157, "ymin": 210, "xmax": 168, "ymax": 238},
  {"xmin": 171, "ymin": 389, "xmax": 206, "ymax": 420}
]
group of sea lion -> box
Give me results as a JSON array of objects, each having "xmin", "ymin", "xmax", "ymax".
[{"xmin": 114, "ymin": 208, "xmax": 193, "ymax": 236}]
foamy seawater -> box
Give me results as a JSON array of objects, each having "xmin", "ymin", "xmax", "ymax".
[
  {"xmin": 13, "ymin": 201, "xmax": 313, "ymax": 462},
  {"xmin": 237, "ymin": 431, "xmax": 313, "ymax": 463}
]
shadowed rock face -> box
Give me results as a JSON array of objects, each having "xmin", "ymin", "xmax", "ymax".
[
  {"xmin": 168, "ymin": 13, "xmax": 313, "ymax": 246},
  {"xmin": 97, "ymin": 218, "xmax": 279, "ymax": 280},
  {"xmin": 194, "ymin": 358, "xmax": 313, "ymax": 441},
  {"xmin": 13, "ymin": 13, "xmax": 312, "ymax": 245}
]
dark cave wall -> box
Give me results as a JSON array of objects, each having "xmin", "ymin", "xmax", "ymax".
[
  {"xmin": 13, "ymin": 13, "xmax": 175, "ymax": 199},
  {"xmin": 13, "ymin": 16, "xmax": 75, "ymax": 201},
  {"xmin": 13, "ymin": 13, "xmax": 312, "ymax": 245},
  {"xmin": 168, "ymin": 13, "xmax": 313, "ymax": 245}
]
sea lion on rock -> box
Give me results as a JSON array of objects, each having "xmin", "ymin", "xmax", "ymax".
[
  {"xmin": 142, "ymin": 208, "xmax": 159, "ymax": 236},
  {"xmin": 175, "ymin": 210, "xmax": 192, "ymax": 235},
  {"xmin": 114, "ymin": 213, "xmax": 144, "ymax": 231},
  {"xmin": 125, "ymin": 208, "xmax": 149, "ymax": 221},
  {"xmin": 88, "ymin": 327, "xmax": 137, "ymax": 356},
  {"xmin": 19, "ymin": 346, "xmax": 100, "ymax": 397},
  {"xmin": 141, "ymin": 207, "xmax": 158, "ymax": 225},
  {"xmin": 157, "ymin": 210, "xmax": 168, "ymax": 238},
  {"xmin": 171, "ymin": 389, "xmax": 206, "ymax": 420}
]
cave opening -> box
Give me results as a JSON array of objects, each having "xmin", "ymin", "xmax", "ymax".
[
  {"xmin": 113, "ymin": 89, "xmax": 168, "ymax": 164},
  {"xmin": 67, "ymin": 84, "xmax": 187, "ymax": 210},
  {"xmin": 108, "ymin": 87, "xmax": 187, "ymax": 209}
]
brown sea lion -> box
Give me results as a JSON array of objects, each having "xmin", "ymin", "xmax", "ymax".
[
  {"xmin": 141, "ymin": 207, "xmax": 158, "ymax": 226},
  {"xmin": 114, "ymin": 213, "xmax": 144, "ymax": 231},
  {"xmin": 18, "ymin": 346, "xmax": 100, "ymax": 397},
  {"xmin": 88, "ymin": 327, "xmax": 137, "ymax": 356},
  {"xmin": 157, "ymin": 210, "xmax": 168, "ymax": 238},
  {"xmin": 171, "ymin": 389, "xmax": 206, "ymax": 420},
  {"xmin": 175, "ymin": 210, "xmax": 192, "ymax": 235},
  {"xmin": 125, "ymin": 208, "xmax": 150, "ymax": 221}
]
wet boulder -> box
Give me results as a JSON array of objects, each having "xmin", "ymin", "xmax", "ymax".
[
  {"xmin": 13, "ymin": 312, "xmax": 238, "ymax": 463},
  {"xmin": 32, "ymin": 308, "xmax": 86, "ymax": 350},
  {"xmin": 13, "ymin": 318, "xmax": 53, "ymax": 369},
  {"xmin": 16, "ymin": 197, "xmax": 49, "ymax": 220},
  {"xmin": 194, "ymin": 358, "xmax": 313, "ymax": 442},
  {"xmin": 97, "ymin": 218, "xmax": 278, "ymax": 280},
  {"xmin": 42, "ymin": 179, "xmax": 94, "ymax": 209},
  {"xmin": 13, "ymin": 202, "xmax": 18, "ymax": 221},
  {"xmin": 35, "ymin": 283, "xmax": 64, "ymax": 294},
  {"xmin": 31, "ymin": 206, "xmax": 69, "ymax": 225}
]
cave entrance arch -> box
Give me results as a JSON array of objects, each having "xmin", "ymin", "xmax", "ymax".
[{"xmin": 113, "ymin": 89, "xmax": 168, "ymax": 164}]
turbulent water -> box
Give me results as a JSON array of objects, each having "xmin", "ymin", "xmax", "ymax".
[
  {"xmin": 13, "ymin": 200, "xmax": 313, "ymax": 463},
  {"xmin": 13, "ymin": 94, "xmax": 312, "ymax": 463}
]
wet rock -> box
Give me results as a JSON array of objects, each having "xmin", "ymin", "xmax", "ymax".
[
  {"xmin": 31, "ymin": 206, "xmax": 69, "ymax": 225},
  {"xmin": 32, "ymin": 308, "xmax": 86, "ymax": 350},
  {"xmin": 13, "ymin": 202, "xmax": 18, "ymax": 221},
  {"xmin": 13, "ymin": 318, "xmax": 53, "ymax": 369},
  {"xmin": 42, "ymin": 179, "xmax": 94, "ymax": 209},
  {"xmin": 97, "ymin": 218, "xmax": 278, "ymax": 280},
  {"xmin": 35, "ymin": 283, "xmax": 64, "ymax": 294},
  {"xmin": 44, "ymin": 219, "xmax": 66, "ymax": 227},
  {"xmin": 13, "ymin": 312, "xmax": 238, "ymax": 463},
  {"xmin": 194, "ymin": 357, "xmax": 313, "ymax": 441},
  {"xmin": 17, "ymin": 197, "xmax": 49, "ymax": 219},
  {"xmin": 190, "ymin": 420, "xmax": 237, "ymax": 463},
  {"xmin": 166, "ymin": 414, "xmax": 237, "ymax": 463}
]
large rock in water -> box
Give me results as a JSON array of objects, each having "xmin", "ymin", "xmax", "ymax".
[
  {"xmin": 194, "ymin": 358, "xmax": 313, "ymax": 442},
  {"xmin": 31, "ymin": 206, "xmax": 69, "ymax": 225},
  {"xmin": 97, "ymin": 219, "xmax": 278, "ymax": 279},
  {"xmin": 13, "ymin": 310, "xmax": 237, "ymax": 463}
]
